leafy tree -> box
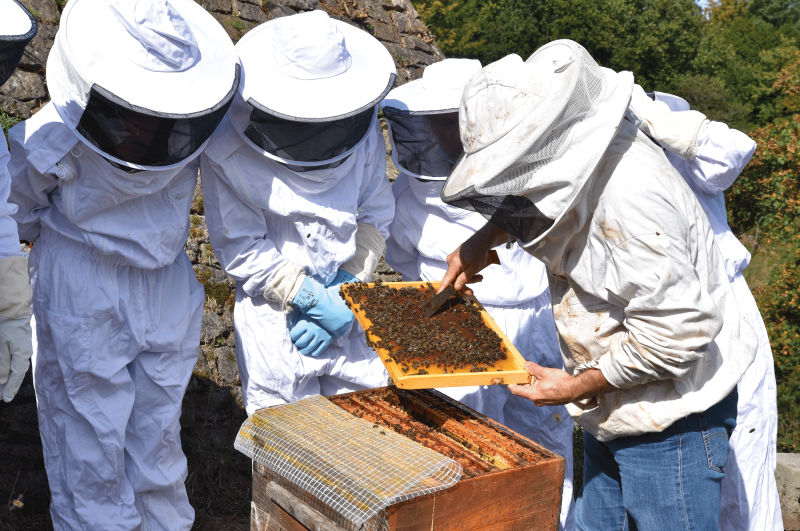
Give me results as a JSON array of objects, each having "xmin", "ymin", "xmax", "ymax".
[{"xmin": 414, "ymin": 0, "xmax": 703, "ymax": 90}]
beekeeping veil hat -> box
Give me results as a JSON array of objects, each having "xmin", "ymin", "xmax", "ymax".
[
  {"xmin": 47, "ymin": 0, "xmax": 239, "ymax": 171},
  {"xmin": 441, "ymin": 40, "xmax": 634, "ymax": 244},
  {"xmin": 381, "ymin": 58, "xmax": 481, "ymax": 180},
  {"xmin": 228, "ymin": 10, "xmax": 396, "ymax": 170},
  {"xmin": 0, "ymin": 0, "xmax": 37, "ymax": 87}
]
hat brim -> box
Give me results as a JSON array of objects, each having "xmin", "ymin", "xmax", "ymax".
[
  {"xmin": 236, "ymin": 18, "xmax": 396, "ymax": 120},
  {"xmin": 382, "ymin": 80, "xmax": 463, "ymax": 113},
  {"xmin": 56, "ymin": 0, "xmax": 237, "ymax": 115},
  {"xmin": 443, "ymin": 67, "xmax": 634, "ymax": 241},
  {"xmin": 0, "ymin": 0, "xmax": 35, "ymax": 38}
]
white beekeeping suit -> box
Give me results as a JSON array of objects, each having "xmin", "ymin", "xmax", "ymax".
[
  {"xmin": 7, "ymin": 0, "xmax": 239, "ymax": 528},
  {"xmin": 0, "ymin": 0, "xmax": 37, "ymax": 403},
  {"xmin": 382, "ymin": 59, "xmax": 575, "ymax": 531},
  {"xmin": 630, "ymin": 88, "xmax": 782, "ymax": 531},
  {"xmin": 201, "ymin": 11, "xmax": 395, "ymax": 415}
]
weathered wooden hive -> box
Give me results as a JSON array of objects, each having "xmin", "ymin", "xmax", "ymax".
[{"xmin": 251, "ymin": 387, "xmax": 565, "ymax": 531}]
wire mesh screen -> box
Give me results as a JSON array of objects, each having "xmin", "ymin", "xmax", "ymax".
[{"xmin": 235, "ymin": 395, "xmax": 462, "ymax": 525}]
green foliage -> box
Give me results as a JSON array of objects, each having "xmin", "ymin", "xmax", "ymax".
[
  {"xmin": 726, "ymin": 106, "xmax": 800, "ymax": 450},
  {"xmin": 414, "ymin": 0, "xmax": 702, "ymax": 90},
  {"xmin": 1, "ymin": 111, "xmax": 20, "ymax": 147},
  {"xmin": 413, "ymin": 0, "xmax": 800, "ymax": 128}
]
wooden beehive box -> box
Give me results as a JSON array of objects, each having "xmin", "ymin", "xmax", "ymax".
[
  {"xmin": 341, "ymin": 282, "xmax": 531, "ymax": 389},
  {"xmin": 251, "ymin": 387, "xmax": 565, "ymax": 531}
]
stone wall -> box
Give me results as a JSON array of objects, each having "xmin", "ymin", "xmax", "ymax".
[{"xmin": 0, "ymin": 0, "xmax": 430, "ymax": 526}]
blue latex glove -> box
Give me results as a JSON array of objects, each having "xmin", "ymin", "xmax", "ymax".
[
  {"xmin": 292, "ymin": 276, "xmax": 354, "ymax": 336},
  {"xmin": 326, "ymin": 269, "xmax": 360, "ymax": 295},
  {"xmin": 289, "ymin": 315, "xmax": 332, "ymax": 357}
]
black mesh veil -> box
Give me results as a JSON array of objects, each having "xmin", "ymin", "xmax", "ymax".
[
  {"xmin": 243, "ymin": 103, "xmax": 375, "ymax": 171},
  {"xmin": 76, "ymin": 64, "xmax": 241, "ymax": 168},
  {"xmin": 0, "ymin": 0, "xmax": 37, "ymax": 87},
  {"xmin": 383, "ymin": 107, "xmax": 462, "ymax": 179}
]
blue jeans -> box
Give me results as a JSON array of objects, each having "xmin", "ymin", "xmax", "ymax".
[{"xmin": 575, "ymin": 390, "xmax": 738, "ymax": 531}]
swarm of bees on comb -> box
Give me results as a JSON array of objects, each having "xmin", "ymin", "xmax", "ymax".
[{"xmin": 342, "ymin": 282, "xmax": 507, "ymax": 375}]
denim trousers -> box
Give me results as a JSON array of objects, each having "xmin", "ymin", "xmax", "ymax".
[{"xmin": 575, "ymin": 390, "xmax": 738, "ymax": 531}]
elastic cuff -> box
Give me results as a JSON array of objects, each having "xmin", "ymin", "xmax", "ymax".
[
  {"xmin": 0, "ymin": 256, "xmax": 32, "ymax": 318},
  {"xmin": 262, "ymin": 261, "xmax": 306, "ymax": 314},
  {"xmin": 598, "ymin": 353, "xmax": 638, "ymax": 390},
  {"xmin": 341, "ymin": 223, "xmax": 386, "ymax": 282}
]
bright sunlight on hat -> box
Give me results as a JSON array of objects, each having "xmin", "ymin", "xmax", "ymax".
[
  {"xmin": 0, "ymin": 0, "xmax": 37, "ymax": 87},
  {"xmin": 441, "ymin": 40, "xmax": 633, "ymax": 244},
  {"xmin": 47, "ymin": 0, "xmax": 240, "ymax": 171},
  {"xmin": 381, "ymin": 58, "xmax": 481, "ymax": 180},
  {"xmin": 228, "ymin": 10, "xmax": 396, "ymax": 169}
]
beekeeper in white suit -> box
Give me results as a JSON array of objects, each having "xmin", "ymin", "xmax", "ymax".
[
  {"xmin": 7, "ymin": 0, "xmax": 239, "ymax": 528},
  {"xmin": 629, "ymin": 89, "xmax": 782, "ymax": 530},
  {"xmin": 0, "ymin": 0, "xmax": 37, "ymax": 404},
  {"xmin": 438, "ymin": 40, "xmax": 757, "ymax": 529},
  {"xmin": 201, "ymin": 11, "xmax": 395, "ymax": 415},
  {"xmin": 382, "ymin": 58, "xmax": 574, "ymax": 531}
]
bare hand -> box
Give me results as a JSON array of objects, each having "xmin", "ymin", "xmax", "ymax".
[
  {"xmin": 438, "ymin": 223, "xmax": 506, "ymax": 295},
  {"xmin": 508, "ymin": 362, "xmax": 616, "ymax": 406}
]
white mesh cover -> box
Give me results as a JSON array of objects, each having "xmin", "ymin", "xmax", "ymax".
[
  {"xmin": 235, "ymin": 395, "xmax": 462, "ymax": 525},
  {"xmin": 478, "ymin": 45, "xmax": 606, "ymax": 197}
]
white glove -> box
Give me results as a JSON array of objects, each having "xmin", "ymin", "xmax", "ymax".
[
  {"xmin": 626, "ymin": 84, "xmax": 708, "ymax": 160},
  {"xmin": 0, "ymin": 316, "xmax": 33, "ymax": 402}
]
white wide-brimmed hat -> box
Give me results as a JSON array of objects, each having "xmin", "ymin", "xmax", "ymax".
[
  {"xmin": 47, "ymin": 0, "xmax": 239, "ymax": 170},
  {"xmin": 230, "ymin": 10, "xmax": 396, "ymax": 122},
  {"xmin": 382, "ymin": 58, "xmax": 481, "ymax": 113},
  {"xmin": 441, "ymin": 40, "xmax": 633, "ymax": 243},
  {"xmin": 381, "ymin": 59, "xmax": 481, "ymax": 180},
  {"xmin": 0, "ymin": 0, "xmax": 37, "ymax": 87}
]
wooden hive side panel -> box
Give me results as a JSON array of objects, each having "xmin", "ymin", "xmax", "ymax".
[{"xmin": 384, "ymin": 458, "xmax": 564, "ymax": 531}]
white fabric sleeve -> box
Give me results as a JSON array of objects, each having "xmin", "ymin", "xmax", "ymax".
[
  {"xmin": 599, "ymin": 231, "xmax": 723, "ymax": 390},
  {"xmin": 627, "ymin": 84, "xmax": 708, "ymax": 160},
  {"xmin": 200, "ymin": 154, "xmax": 302, "ymax": 311},
  {"xmin": 384, "ymin": 184, "xmax": 423, "ymax": 281},
  {"xmin": 7, "ymin": 126, "xmax": 60, "ymax": 243},
  {"xmin": 678, "ymin": 121, "xmax": 757, "ymax": 195},
  {"xmin": 0, "ymin": 256, "xmax": 32, "ymax": 318},
  {"xmin": 353, "ymin": 120, "xmax": 396, "ymax": 241},
  {"xmin": 340, "ymin": 223, "xmax": 386, "ymax": 282},
  {"xmin": 0, "ymin": 141, "xmax": 25, "ymax": 259}
]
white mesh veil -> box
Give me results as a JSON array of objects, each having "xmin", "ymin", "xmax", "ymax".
[{"xmin": 442, "ymin": 41, "xmax": 610, "ymax": 243}]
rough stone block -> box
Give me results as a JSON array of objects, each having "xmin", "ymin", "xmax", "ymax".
[
  {"xmin": 371, "ymin": 21, "xmax": 400, "ymax": 43},
  {"xmin": 215, "ymin": 346, "xmax": 240, "ymax": 385},
  {"xmin": 266, "ymin": 1, "xmax": 298, "ymax": 18},
  {"xmin": 201, "ymin": 310, "xmax": 226, "ymax": 343},
  {"xmin": 0, "ymin": 70, "xmax": 46, "ymax": 101},
  {"xmin": 392, "ymin": 11, "xmax": 412, "ymax": 33},
  {"xmin": 778, "ymin": 453, "xmax": 800, "ymax": 530},
  {"xmin": 385, "ymin": 43, "xmax": 436, "ymax": 68},
  {"xmin": 19, "ymin": 0, "xmax": 59, "ymax": 23},
  {"xmin": 382, "ymin": 0, "xmax": 406, "ymax": 12},
  {"xmin": 365, "ymin": 1, "xmax": 392, "ymax": 24},
  {"xmin": 19, "ymin": 24, "xmax": 56, "ymax": 69},
  {"xmin": 0, "ymin": 95, "xmax": 34, "ymax": 119},
  {"xmin": 233, "ymin": 0, "xmax": 268, "ymax": 21},
  {"xmin": 282, "ymin": 0, "xmax": 320, "ymax": 11},
  {"xmin": 402, "ymin": 34, "xmax": 432, "ymax": 53},
  {"xmin": 195, "ymin": 0, "xmax": 232, "ymax": 13}
]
